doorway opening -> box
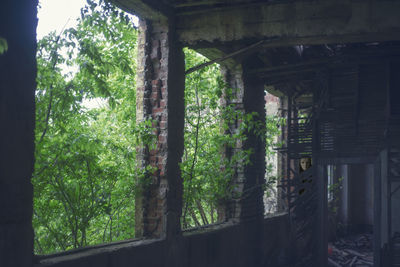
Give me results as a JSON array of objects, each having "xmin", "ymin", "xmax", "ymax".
[{"xmin": 327, "ymin": 164, "xmax": 374, "ymax": 266}]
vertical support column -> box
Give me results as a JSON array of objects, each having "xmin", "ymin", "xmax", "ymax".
[
  {"xmin": 380, "ymin": 149, "xmax": 390, "ymax": 266},
  {"xmin": 277, "ymin": 96, "xmax": 288, "ymax": 212},
  {"xmin": 338, "ymin": 165, "xmax": 349, "ymax": 227},
  {"xmin": 313, "ymin": 83, "xmax": 328, "ymax": 267},
  {"xmin": 286, "ymin": 94, "xmax": 292, "ymax": 212},
  {"xmin": 220, "ymin": 65, "xmax": 266, "ymax": 266},
  {"xmin": 220, "ymin": 65, "xmax": 266, "ymax": 221},
  {"xmin": 0, "ymin": 0, "xmax": 37, "ymax": 266},
  {"xmin": 242, "ymin": 69, "xmax": 266, "ymax": 221},
  {"xmin": 135, "ymin": 18, "xmax": 185, "ymax": 239},
  {"xmin": 374, "ymin": 156, "xmax": 382, "ymax": 267},
  {"xmin": 316, "ymin": 163, "xmax": 328, "ymax": 267}
]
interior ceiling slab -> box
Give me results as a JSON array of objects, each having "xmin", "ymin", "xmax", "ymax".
[
  {"xmin": 111, "ymin": 0, "xmax": 400, "ymax": 95},
  {"xmin": 176, "ymin": 1, "xmax": 400, "ymax": 46},
  {"xmin": 112, "ymin": 0, "xmax": 400, "ymax": 47},
  {"xmin": 112, "ymin": 0, "xmax": 400, "ymax": 60}
]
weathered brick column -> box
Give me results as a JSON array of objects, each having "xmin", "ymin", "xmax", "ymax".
[
  {"xmin": 135, "ymin": 19, "xmax": 185, "ymax": 239},
  {"xmin": 0, "ymin": 0, "xmax": 37, "ymax": 266},
  {"xmin": 219, "ymin": 64, "xmax": 266, "ymax": 266},
  {"xmin": 220, "ymin": 65, "xmax": 266, "ymax": 222}
]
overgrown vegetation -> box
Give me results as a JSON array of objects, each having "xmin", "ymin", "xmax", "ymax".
[
  {"xmin": 34, "ymin": 0, "xmax": 138, "ymax": 253},
  {"xmin": 181, "ymin": 51, "xmax": 283, "ymax": 226},
  {"xmin": 33, "ymin": 0, "xmax": 282, "ymax": 254},
  {"xmin": 0, "ymin": 37, "xmax": 7, "ymax": 54}
]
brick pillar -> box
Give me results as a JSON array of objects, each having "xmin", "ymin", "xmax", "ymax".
[
  {"xmin": 135, "ymin": 19, "xmax": 184, "ymax": 239},
  {"xmin": 219, "ymin": 64, "xmax": 266, "ymax": 266},
  {"xmin": 0, "ymin": 0, "xmax": 37, "ymax": 266},
  {"xmin": 220, "ymin": 65, "xmax": 266, "ymax": 222}
]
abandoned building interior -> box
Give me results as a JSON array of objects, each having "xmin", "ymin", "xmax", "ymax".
[{"xmin": 2, "ymin": 0, "xmax": 400, "ymax": 266}]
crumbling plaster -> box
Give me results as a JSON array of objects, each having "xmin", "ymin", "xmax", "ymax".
[{"xmin": 176, "ymin": 1, "xmax": 400, "ymax": 47}]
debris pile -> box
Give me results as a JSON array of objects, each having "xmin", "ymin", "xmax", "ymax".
[{"xmin": 328, "ymin": 234, "xmax": 373, "ymax": 267}]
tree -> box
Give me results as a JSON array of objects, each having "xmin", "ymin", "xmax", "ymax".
[
  {"xmin": 33, "ymin": 0, "xmax": 283, "ymax": 253},
  {"xmin": 181, "ymin": 49, "xmax": 226, "ymax": 227},
  {"xmin": 33, "ymin": 0, "xmax": 138, "ymax": 254},
  {"xmin": 181, "ymin": 49, "xmax": 281, "ymax": 228},
  {"xmin": 0, "ymin": 37, "xmax": 7, "ymax": 54}
]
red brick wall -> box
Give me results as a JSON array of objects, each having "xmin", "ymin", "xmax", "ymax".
[{"xmin": 135, "ymin": 19, "xmax": 184, "ymax": 239}]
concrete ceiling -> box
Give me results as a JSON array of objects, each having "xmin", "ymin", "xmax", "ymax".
[
  {"xmin": 110, "ymin": 0, "xmax": 400, "ymax": 95},
  {"xmin": 112, "ymin": 0, "xmax": 400, "ymax": 47}
]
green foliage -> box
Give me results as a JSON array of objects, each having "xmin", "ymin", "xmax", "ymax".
[
  {"xmin": 181, "ymin": 49, "xmax": 226, "ymax": 227},
  {"xmin": 181, "ymin": 49, "xmax": 283, "ymax": 227},
  {"xmin": 33, "ymin": 0, "xmax": 138, "ymax": 254},
  {"xmin": 264, "ymin": 114, "xmax": 285, "ymax": 203},
  {"xmin": 328, "ymin": 175, "xmax": 344, "ymax": 238},
  {"xmin": 34, "ymin": 0, "xmax": 283, "ymax": 252},
  {"xmin": 328, "ymin": 176, "xmax": 344, "ymax": 214},
  {"xmin": 0, "ymin": 37, "xmax": 8, "ymax": 54}
]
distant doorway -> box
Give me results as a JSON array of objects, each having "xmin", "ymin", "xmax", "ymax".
[{"xmin": 326, "ymin": 164, "xmax": 375, "ymax": 266}]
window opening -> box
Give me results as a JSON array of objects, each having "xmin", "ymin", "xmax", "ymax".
[
  {"xmin": 180, "ymin": 48, "xmax": 225, "ymax": 229},
  {"xmin": 327, "ymin": 165, "xmax": 335, "ymax": 202},
  {"xmin": 327, "ymin": 164, "xmax": 374, "ymax": 266},
  {"xmin": 33, "ymin": 0, "xmax": 139, "ymax": 254},
  {"xmin": 263, "ymin": 91, "xmax": 283, "ymax": 215}
]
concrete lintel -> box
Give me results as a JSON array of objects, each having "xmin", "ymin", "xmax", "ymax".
[
  {"xmin": 112, "ymin": 0, "xmax": 173, "ymax": 22},
  {"xmin": 177, "ymin": 0, "xmax": 400, "ymax": 46}
]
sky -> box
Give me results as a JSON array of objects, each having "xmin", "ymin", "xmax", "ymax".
[
  {"xmin": 37, "ymin": 0, "xmax": 87, "ymax": 39},
  {"xmin": 37, "ymin": 0, "xmax": 138, "ymax": 39},
  {"xmin": 36, "ymin": 0, "xmax": 139, "ymax": 109},
  {"xmin": 37, "ymin": 0, "xmax": 101, "ymax": 109}
]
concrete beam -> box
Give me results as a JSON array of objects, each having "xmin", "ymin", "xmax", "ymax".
[
  {"xmin": 112, "ymin": 0, "xmax": 173, "ymax": 21},
  {"xmin": 177, "ymin": 0, "xmax": 400, "ymax": 46}
]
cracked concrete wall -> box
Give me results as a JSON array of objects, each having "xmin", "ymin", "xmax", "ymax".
[{"xmin": 176, "ymin": 0, "xmax": 400, "ymax": 47}]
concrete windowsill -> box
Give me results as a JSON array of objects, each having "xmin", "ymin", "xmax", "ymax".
[
  {"xmin": 34, "ymin": 238, "xmax": 163, "ymax": 266},
  {"xmin": 34, "ymin": 211, "xmax": 289, "ymax": 266}
]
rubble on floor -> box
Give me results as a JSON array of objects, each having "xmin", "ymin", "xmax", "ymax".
[{"xmin": 328, "ymin": 234, "xmax": 373, "ymax": 267}]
